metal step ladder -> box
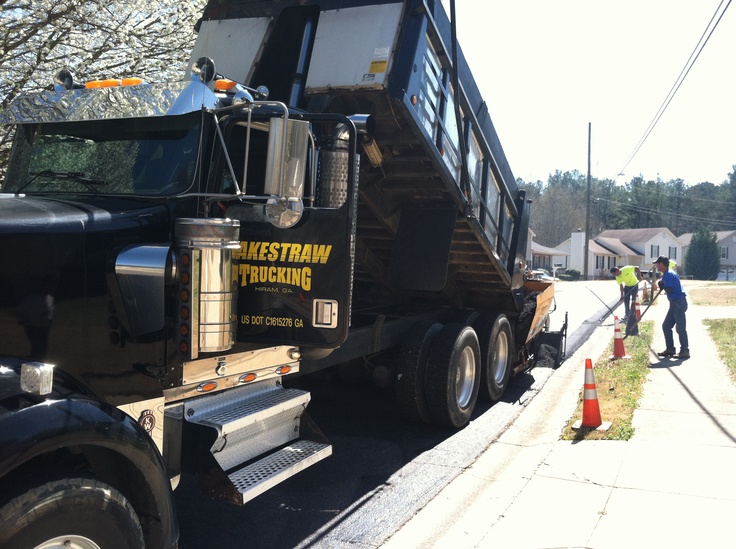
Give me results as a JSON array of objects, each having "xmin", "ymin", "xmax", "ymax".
[{"xmin": 184, "ymin": 379, "xmax": 331, "ymax": 504}]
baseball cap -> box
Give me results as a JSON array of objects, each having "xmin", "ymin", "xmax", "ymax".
[{"xmin": 653, "ymin": 255, "xmax": 669, "ymax": 266}]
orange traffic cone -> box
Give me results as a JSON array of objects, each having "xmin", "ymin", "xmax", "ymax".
[
  {"xmin": 573, "ymin": 358, "xmax": 611, "ymax": 431},
  {"xmin": 610, "ymin": 316, "xmax": 630, "ymax": 360},
  {"xmin": 635, "ymin": 296, "xmax": 642, "ymax": 322}
]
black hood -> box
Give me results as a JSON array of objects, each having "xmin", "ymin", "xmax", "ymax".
[{"xmin": 0, "ymin": 195, "xmax": 121, "ymax": 234}]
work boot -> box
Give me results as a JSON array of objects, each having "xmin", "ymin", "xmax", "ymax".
[
  {"xmin": 657, "ymin": 349, "xmax": 676, "ymax": 357},
  {"xmin": 677, "ymin": 351, "xmax": 690, "ymax": 360}
]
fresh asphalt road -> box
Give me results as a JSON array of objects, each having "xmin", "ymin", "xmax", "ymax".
[{"xmin": 174, "ymin": 279, "xmax": 622, "ymax": 549}]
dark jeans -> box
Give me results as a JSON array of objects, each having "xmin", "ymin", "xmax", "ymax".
[
  {"xmin": 623, "ymin": 284, "xmax": 638, "ymax": 316},
  {"xmin": 662, "ymin": 297, "xmax": 688, "ymax": 352}
]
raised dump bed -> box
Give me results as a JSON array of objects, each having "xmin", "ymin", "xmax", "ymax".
[{"xmin": 193, "ymin": 0, "xmax": 530, "ymax": 320}]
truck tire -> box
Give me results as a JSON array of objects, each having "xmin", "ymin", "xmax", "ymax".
[
  {"xmin": 0, "ymin": 477, "xmax": 144, "ymax": 549},
  {"xmin": 473, "ymin": 312, "xmax": 514, "ymax": 402},
  {"xmin": 424, "ymin": 323, "xmax": 481, "ymax": 428},
  {"xmin": 394, "ymin": 320, "xmax": 443, "ymax": 423}
]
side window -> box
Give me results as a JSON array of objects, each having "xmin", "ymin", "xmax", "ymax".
[{"xmin": 220, "ymin": 122, "xmax": 269, "ymax": 195}]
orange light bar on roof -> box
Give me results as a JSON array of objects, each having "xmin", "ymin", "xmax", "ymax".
[
  {"xmin": 86, "ymin": 79, "xmax": 118, "ymax": 88},
  {"xmin": 214, "ymin": 79, "xmax": 237, "ymax": 91},
  {"xmin": 85, "ymin": 77, "xmax": 143, "ymax": 89}
]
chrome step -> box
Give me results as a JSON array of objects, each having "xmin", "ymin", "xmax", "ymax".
[
  {"xmin": 183, "ymin": 379, "xmax": 331, "ymax": 502},
  {"xmin": 229, "ymin": 439, "xmax": 332, "ymax": 504}
]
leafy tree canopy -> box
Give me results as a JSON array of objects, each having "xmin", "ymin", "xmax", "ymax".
[
  {"xmin": 520, "ymin": 170, "xmax": 736, "ymax": 248},
  {"xmin": 685, "ymin": 226, "xmax": 721, "ymax": 280}
]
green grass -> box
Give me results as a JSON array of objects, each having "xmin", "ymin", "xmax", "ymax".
[
  {"xmin": 704, "ymin": 318, "xmax": 736, "ymax": 383},
  {"xmin": 561, "ymin": 322, "xmax": 654, "ymax": 441}
]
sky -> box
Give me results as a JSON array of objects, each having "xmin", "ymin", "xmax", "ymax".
[{"xmin": 444, "ymin": 0, "xmax": 736, "ymax": 186}]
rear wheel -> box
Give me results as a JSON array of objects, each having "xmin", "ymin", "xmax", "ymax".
[
  {"xmin": 425, "ymin": 323, "xmax": 481, "ymax": 428},
  {"xmin": 0, "ymin": 477, "xmax": 144, "ymax": 549},
  {"xmin": 394, "ymin": 320, "xmax": 442, "ymax": 423},
  {"xmin": 474, "ymin": 312, "xmax": 514, "ymax": 402}
]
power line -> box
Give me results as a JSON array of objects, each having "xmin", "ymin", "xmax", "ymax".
[
  {"xmin": 593, "ymin": 196, "xmax": 736, "ymax": 229},
  {"xmin": 617, "ymin": 0, "xmax": 732, "ymax": 178}
]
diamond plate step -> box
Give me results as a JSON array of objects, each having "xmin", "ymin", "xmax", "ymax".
[
  {"xmin": 188, "ymin": 385, "xmax": 311, "ymax": 436},
  {"xmin": 228, "ymin": 439, "xmax": 332, "ymax": 504},
  {"xmin": 183, "ymin": 380, "xmax": 332, "ymax": 502}
]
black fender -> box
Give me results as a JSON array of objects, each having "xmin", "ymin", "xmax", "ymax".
[{"xmin": 0, "ymin": 366, "xmax": 178, "ymax": 549}]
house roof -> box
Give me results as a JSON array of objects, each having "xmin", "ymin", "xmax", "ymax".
[
  {"xmin": 531, "ymin": 241, "xmax": 569, "ymax": 256},
  {"xmin": 589, "ymin": 239, "xmax": 617, "ymax": 255},
  {"xmin": 594, "ymin": 236, "xmax": 641, "ymax": 256},
  {"xmin": 678, "ymin": 230, "xmax": 736, "ymax": 246},
  {"xmin": 596, "ymin": 227, "xmax": 674, "ymax": 242}
]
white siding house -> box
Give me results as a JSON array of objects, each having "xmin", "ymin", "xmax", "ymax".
[{"xmin": 553, "ymin": 228, "xmax": 682, "ymax": 279}]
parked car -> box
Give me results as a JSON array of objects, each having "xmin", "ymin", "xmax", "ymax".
[{"xmin": 531, "ymin": 269, "xmax": 556, "ymax": 282}]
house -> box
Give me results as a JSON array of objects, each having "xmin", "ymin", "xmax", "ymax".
[
  {"xmin": 553, "ymin": 227, "xmax": 682, "ymax": 279},
  {"xmin": 530, "ymin": 241, "xmax": 569, "ymax": 273},
  {"xmin": 679, "ymin": 230, "xmax": 736, "ymax": 278}
]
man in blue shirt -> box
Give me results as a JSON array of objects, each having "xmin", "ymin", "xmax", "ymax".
[{"xmin": 654, "ymin": 255, "xmax": 689, "ymax": 359}]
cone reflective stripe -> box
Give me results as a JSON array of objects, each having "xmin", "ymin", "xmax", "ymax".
[
  {"xmin": 610, "ymin": 316, "xmax": 630, "ymax": 359},
  {"xmin": 582, "ymin": 358, "xmax": 602, "ymax": 428}
]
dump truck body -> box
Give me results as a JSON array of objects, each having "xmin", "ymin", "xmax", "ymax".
[
  {"xmin": 191, "ymin": 0, "xmax": 535, "ymax": 355},
  {"xmin": 0, "ymin": 1, "xmax": 564, "ymax": 546}
]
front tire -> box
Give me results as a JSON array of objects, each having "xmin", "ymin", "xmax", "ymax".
[
  {"xmin": 425, "ymin": 323, "xmax": 481, "ymax": 428},
  {"xmin": 0, "ymin": 477, "xmax": 144, "ymax": 549}
]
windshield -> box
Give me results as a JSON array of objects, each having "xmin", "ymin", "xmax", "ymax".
[{"xmin": 3, "ymin": 111, "xmax": 202, "ymax": 196}]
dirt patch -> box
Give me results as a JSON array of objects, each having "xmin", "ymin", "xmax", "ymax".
[{"xmin": 688, "ymin": 284, "xmax": 736, "ymax": 306}]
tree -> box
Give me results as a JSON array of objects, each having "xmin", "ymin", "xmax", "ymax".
[
  {"xmin": 684, "ymin": 226, "xmax": 720, "ymax": 280},
  {"xmin": 0, "ymin": 0, "xmax": 206, "ymax": 177}
]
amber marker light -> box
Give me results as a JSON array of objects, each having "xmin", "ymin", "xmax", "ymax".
[
  {"xmin": 197, "ymin": 381, "xmax": 218, "ymax": 392},
  {"xmin": 214, "ymin": 79, "xmax": 237, "ymax": 91},
  {"xmin": 239, "ymin": 373, "xmax": 257, "ymax": 383},
  {"xmin": 276, "ymin": 365, "xmax": 292, "ymax": 375}
]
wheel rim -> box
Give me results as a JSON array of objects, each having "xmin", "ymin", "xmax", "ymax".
[
  {"xmin": 492, "ymin": 330, "xmax": 509, "ymax": 385},
  {"xmin": 34, "ymin": 536, "xmax": 102, "ymax": 549},
  {"xmin": 455, "ymin": 344, "xmax": 477, "ymax": 408}
]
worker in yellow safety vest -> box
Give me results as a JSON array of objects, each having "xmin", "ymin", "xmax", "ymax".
[{"xmin": 610, "ymin": 265, "xmax": 641, "ymax": 319}]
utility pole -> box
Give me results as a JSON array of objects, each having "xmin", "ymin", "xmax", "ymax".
[{"xmin": 584, "ymin": 123, "xmax": 591, "ymax": 280}]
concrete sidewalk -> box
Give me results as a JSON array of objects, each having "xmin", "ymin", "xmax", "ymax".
[{"xmin": 382, "ymin": 289, "xmax": 736, "ymax": 549}]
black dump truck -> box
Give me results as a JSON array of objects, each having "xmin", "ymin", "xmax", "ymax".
[{"xmin": 0, "ymin": 1, "xmax": 564, "ymax": 547}]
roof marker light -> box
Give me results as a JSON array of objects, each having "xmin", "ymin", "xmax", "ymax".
[{"xmin": 215, "ymin": 79, "xmax": 237, "ymax": 91}]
